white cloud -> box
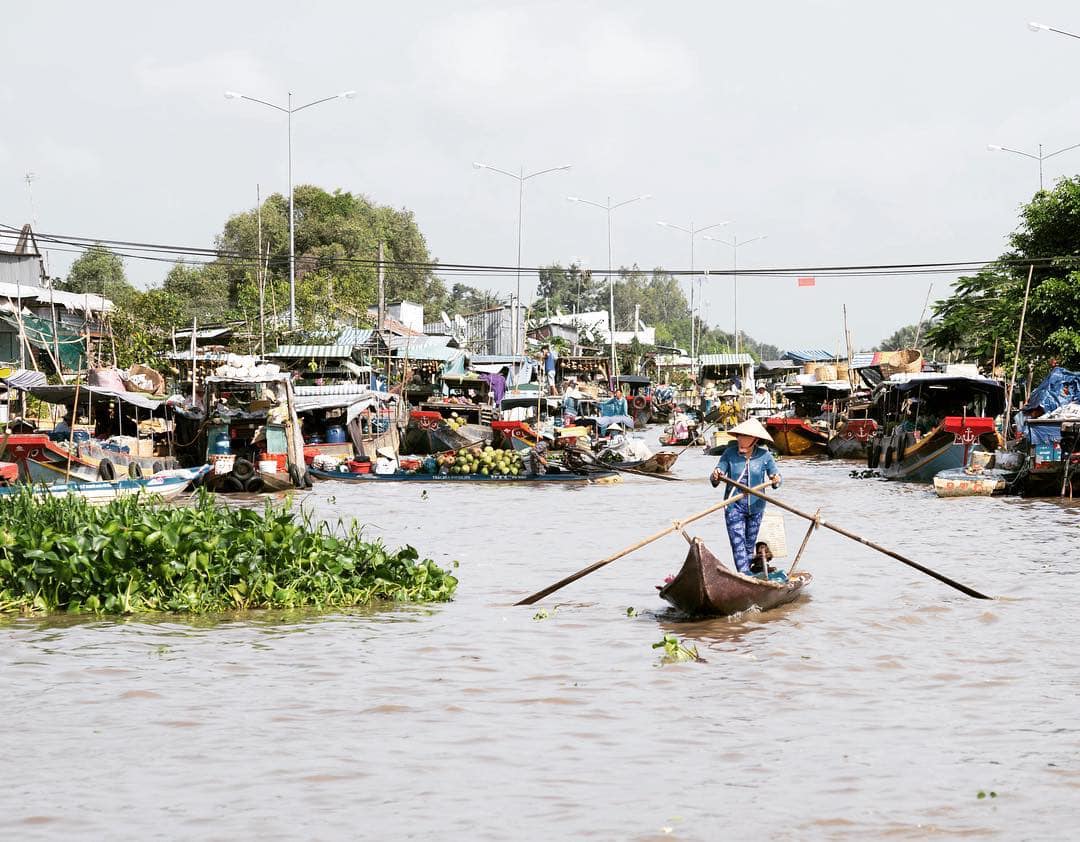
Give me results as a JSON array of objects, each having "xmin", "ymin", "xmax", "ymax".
[
  {"xmin": 135, "ymin": 51, "xmax": 275, "ymax": 97},
  {"xmin": 414, "ymin": 9, "xmax": 698, "ymax": 107}
]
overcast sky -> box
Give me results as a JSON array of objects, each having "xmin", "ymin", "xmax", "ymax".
[{"xmin": 3, "ymin": 1, "xmax": 1080, "ymax": 350}]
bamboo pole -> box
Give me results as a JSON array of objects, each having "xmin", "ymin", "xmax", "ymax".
[
  {"xmin": 64, "ymin": 373, "xmax": 83, "ymax": 483},
  {"xmin": 515, "ymin": 481, "xmax": 773, "ymax": 605},
  {"xmin": 788, "ymin": 508, "xmax": 820, "ymax": 575},
  {"xmin": 1002, "ymin": 265, "xmax": 1034, "ymax": 443}
]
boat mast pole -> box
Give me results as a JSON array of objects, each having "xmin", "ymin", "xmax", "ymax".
[{"xmin": 1002, "ymin": 264, "xmax": 1034, "ymax": 443}]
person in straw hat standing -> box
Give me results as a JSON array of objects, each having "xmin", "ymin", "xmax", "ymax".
[{"xmin": 710, "ymin": 418, "xmax": 781, "ymax": 576}]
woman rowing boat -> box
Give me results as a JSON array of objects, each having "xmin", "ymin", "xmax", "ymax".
[{"xmin": 709, "ymin": 418, "xmax": 782, "ymax": 576}]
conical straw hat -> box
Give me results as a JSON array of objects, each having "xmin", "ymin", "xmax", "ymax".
[{"xmin": 728, "ymin": 417, "xmax": 774, "ymax": 443}]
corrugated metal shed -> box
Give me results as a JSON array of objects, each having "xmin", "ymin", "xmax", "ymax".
[
  {"xmin": 337, "ymin": 327, "xmax": 375, "ymax": 347},
  {"xmin": 395, "ymin": 341, "xmax": 461, "ymax": 361},
  {"xmin": 265, "ymin": 345, "xmax": 355, "ymax": 359},
  {"xmin": 699, "ymin": 353, "xmax": 755, "ymax": 366},
  {"xmin": 783, "ymin": 349, "xmax": 843, "ymax": 363},
  {"xmin": 0, "ymin": 253, "xmax": 44, "ymax": 289},
  {"xmin": 757, "ymin": 359, "xmax": 800, "ymax": 371}
]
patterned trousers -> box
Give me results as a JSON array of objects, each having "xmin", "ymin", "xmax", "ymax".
[{"xmin": 724, "ymin": 496, "xmax": 764, "ymax": 575}]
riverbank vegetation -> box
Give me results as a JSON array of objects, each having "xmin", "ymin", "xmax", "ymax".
[
  {"xmin": 0, "ymin": 490, "xmax": 457, "ymax": 615},
  {"xmin": 926, "ymin": 176, "xmax": 1080, "ymax": 375}
]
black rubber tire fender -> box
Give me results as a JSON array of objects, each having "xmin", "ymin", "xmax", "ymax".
[
  {"xmin": 883, "ymin": 446, "xmax": 894, "ymax": 469},
  {"xmin": 127, "ymin": 461, "xmax": 143, "ymax": 480},
  {"xmin": 220, "ymin": 474, "xmax": 245, "ymax": 493},
  {"xmin": 152, "ymin": 460, "xmax": 165, "ymax": 475},
  {"xmin": 244, "ymin": 474, "xmax": 265, "ymax": 494},
  {"xmin": 867, "ymin": 441, "xmax": 882, "ymax": 469},
  {"xmin": 232, "ymin": 458, "xmax": 255, "ymax": 482},
  {"xmin": 98, "ymin": 458, "xmax": 116, "ymax": 481},
  {"xmin": 896, "ymin": 433, "xmax": 909, "ymax": 463},
  {"xmin": 288, "ymin": 463, "xmax": 303, "ymax": 488}
]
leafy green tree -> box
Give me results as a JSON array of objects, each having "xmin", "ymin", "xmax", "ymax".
[
  {"xmin": 61, "ymin": 245, "xmax": 138, "ymax": 308},
  {"xmin": 927, "ymin": 176, "xmax": 1080, "ymax": 371},
  {"xmin": 536, "ymin": 263, "xmax": 605, "ymax": 314}
]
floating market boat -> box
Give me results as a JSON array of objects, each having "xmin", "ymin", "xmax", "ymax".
[
  {"xmin": 658, "ymin": 538, "xmax": 812, "ymax": 617},
  {"xmin": 614, "ymin": 451, "xmax": 679, "ymax": 474},
  {"xmin": 0, "ymin": 432, "xmax": 177, "ymax": 484},
  {"xmin": 0, "ymin": 465, "xmax": 210, "ymax": 504},
  {"xmin": 932, "ymin": 467, "xmax": 1012, "ymax": 497},
  {"xmin": 827, "ymin": 417, "xmax": 879, "ymax": 460},
  {"xmin": 310, "ymin": 466, "xmax": 616, "ymax": 484},
  {"xmin": 616, "ymin": 375, "xmax": 655, "ymax": 428},
  {"xmin": 865, "ymin": 373, "xmax": 1005, "ymax": 483},
  {"xmin": 764, "ymin": 416, "xmax": 831, "ymax": 456}
]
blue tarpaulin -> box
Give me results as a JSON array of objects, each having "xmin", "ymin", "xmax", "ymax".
[{"xmin": 1024, "ymin": 366, "xmax": 1080, "ymax": 415}]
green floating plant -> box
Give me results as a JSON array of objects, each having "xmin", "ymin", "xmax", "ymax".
[
  {"xmin": 653, "ymin": 633, "xmax": 701, "ymax": 664},
  {"xmin": 0, "ymin": 487, "xmax": 457, "ymax": 615}
]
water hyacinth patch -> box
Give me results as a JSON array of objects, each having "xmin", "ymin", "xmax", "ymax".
[{"xmin": 0, "ymin": 488, "xmax": 457, "ymax": 615}]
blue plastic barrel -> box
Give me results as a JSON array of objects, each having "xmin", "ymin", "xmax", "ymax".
[{"xmin": 325, "ymin": 425, "xmax": 347, "ymax": 444}]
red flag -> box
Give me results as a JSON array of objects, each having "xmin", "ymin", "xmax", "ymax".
[{"xmin": 797, "ymin": 277, "xmax": 816, "ymax": 287}]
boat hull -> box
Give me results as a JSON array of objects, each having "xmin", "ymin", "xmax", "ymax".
[
  {"xmin": 933, "ymin": 468, "xmax": 1011, "ymax": 497},
  {"xmin": 310, "ymin": 466, "xmax": 613, "ymax": 484},
  {"xmin": 765, "ymin": 417, "xmax": 830, "ymax": 457},
  {"xmin": 0, "ymin": 466, "xmax": 208, "ymax": 504},
  {"xmin": 659, "ymin": 539, "xmax": 812, "ymax": 617}
]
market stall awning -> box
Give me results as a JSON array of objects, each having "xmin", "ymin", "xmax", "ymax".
[
  {"xmin": 699, "ymin": 353, "xmax": 754, "ymax": 367},
  {"xmin": 25, "ymin": 384, "xmax": 166, "ymax": 413},
  {"xmin": 265, "ymin": 345, "xmax": 355, "ymax": 359}
]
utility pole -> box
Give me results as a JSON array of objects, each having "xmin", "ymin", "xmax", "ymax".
[{"xmin": 378, "ymin": 241, "xmax": 388, "ymax": 385}]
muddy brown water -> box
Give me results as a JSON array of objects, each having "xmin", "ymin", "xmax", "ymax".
[{"xmin": 2, "ymin": 449, "xmax": 1079, "ymax": 840}]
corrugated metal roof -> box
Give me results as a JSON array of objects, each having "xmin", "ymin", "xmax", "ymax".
[
  {"xmin": 783, "ymin": 349, "xmax": 843, "ymax": 363},
  {"xmin": 850, "ymin": 352, "xmax": 877, "ymax": 369},
  {"xmin": 388, "ymin": 333, "xmax": 454, "ymax": 351},
  {"xmin": 174, "ymin": 326, "xmax": 235, "ymax": 341},
  {"xmin": 699, "ymin": 353, "xmax": 754, "ymax": 366},
  {"xmin": 470, "ymin": 354, "xmax": 530, "ymax": 365},
  {"xmin": 394, "ymin": 341, "xmax": 461, "ymax": 361},
  {"xmin": 337, "ymin": 327, "xmax": 375, "ymax": 347},
  {"xmin": 265, "ymin": 345, "xmax": 355, "ymax": 359},
  {"xmin": 757, "ymin": 359, "xmax": 800, "ymax": 370}
]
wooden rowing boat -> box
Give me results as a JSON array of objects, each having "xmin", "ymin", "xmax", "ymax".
[
  {"xmin": 309, "ymin": 466, "xmax": 616, "ymax": 484},
  {"xmin": 614, "ymin": 451, "xmax": 679, "ymax": 474},
  {"xmin": 658, "ymin": 538, "xmax": 812, "ymax": 616}
]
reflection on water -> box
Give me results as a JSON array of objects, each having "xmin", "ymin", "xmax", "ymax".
[{"xmin": 3, "ymin": 451, "xmax": 1079, "ymax": 839}]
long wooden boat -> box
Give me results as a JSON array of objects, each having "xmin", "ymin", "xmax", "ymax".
[
  {"xmin": 826, "ymin": 418, "xmax": 879, "ymax": 460},
  {"xmin": 764, "ymin": 417, "xmax": 830, "ymax": 457},
  {"xmin": 613, "ymin": 451, "xmax": 679, "ymax": 474},
  {"xmin": 870, "ymin": 417, "xmax": 998, "ymax": 483},
  {"xmin": 0, "ymin": 465, "xmax": 210, "ymax": 504},
  {"xmin": 658, "ymin": 539, "xmax": 812, "ymax": 617},
  {"xmin": 310, "ymin": 466, "xmax": 615, "ymax": 484},
  {"xmin": 0, "ymin": 433, "xmax": 177, "ymax": 484}
]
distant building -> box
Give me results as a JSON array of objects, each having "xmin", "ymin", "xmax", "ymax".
[{"xmin": 0, "ymin": 225, "xmax": 111, "ymax": 371}]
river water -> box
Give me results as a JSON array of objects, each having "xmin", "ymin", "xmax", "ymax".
[{"xmin": 2, "ymin": 448, "xmax": 1079, "ymax": 840}]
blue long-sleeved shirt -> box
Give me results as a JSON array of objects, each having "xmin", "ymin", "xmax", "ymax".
[{"xmin": 714, "ymin": 443, "xmax": 780, "ymax": 515}]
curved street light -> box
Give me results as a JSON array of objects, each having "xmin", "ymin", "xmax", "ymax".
[
  {"xmin": 474, "ymin": 162, "xmax": 571, "ymax": 354},
  {"xmin": 656, "ymin": 220, "xmax": 731, "ymax": 378},
  {"xmin": 703, "ymin": 233, "xmax": 768, "ymax": 358},
  {"xmin": 988, "ymin": 141, "xmax": 1080, "ymax": 190},
  {"xmin": 568, "ymin": 194, "xmax": 651, "ymax": 386},
  {"xmin": 225, "ymin": 89, "xmax": 356, "ymax": 330},
  {"xmin": 1028, "ymin": 21, "xmax": 1080, "ymax": 40}
]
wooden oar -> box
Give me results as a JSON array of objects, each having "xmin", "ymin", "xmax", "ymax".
[
  {"xmin": 719, "ymin": 477, "xmax": 991, "ymax": 600},
  {"xmin": 515, "ymin": 481, "xmax": 772, "ymax": 605}
]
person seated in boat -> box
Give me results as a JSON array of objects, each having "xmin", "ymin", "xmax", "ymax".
[
  {"xmin": 374, "ymin": 446, "xmax": 398, "ymax": 475},
  {"xmin": 562, "ymin": 379, "xmax": 581, "ymax": 423},
  {"xmin": 609, "ymin": 389, "xmax": 628, "ymax": 417},
  {"xmin": 750, "ymin": 384, "xmax": 774, "ymax": 412},
  {"xmin": 529, "ymin": 432, "xmax": 553, "ymax": 476},
  {"xmin": 54, "ymin": 412, "xmax": 74, "ymax": 435},
  {"xmin": 671, "ymin": 413, "xmax": 691, "ymax": 441},
  {"xmin": 709, "ymin": 418, "xmax": 782, "ymax": 576}
]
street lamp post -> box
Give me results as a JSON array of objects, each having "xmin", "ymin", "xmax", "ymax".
[
  {"xmin": 474, "ymin": 162, "xmax": 571, "ymax": 355},
  {"xmin": 656, "ymin": 220, "xmax": 731, "ymax": 379},
  {"xmin": 987, "ymin": 142, "xmax": 1080, "ymax": 191},
  {"xmin": 703, "ymin": 233, "xmax": 767, "ymax": 358},
  {"xmin": 1028, "ymin": 21, "xmax": 1080, "ymax": 40},
  {"xmin": 225, "ymin": 89, "xmax": 356, "ymax": 330},
  {"xmin": 567, "ymin": 194, "xmax": 650, "ymax": 387}
]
